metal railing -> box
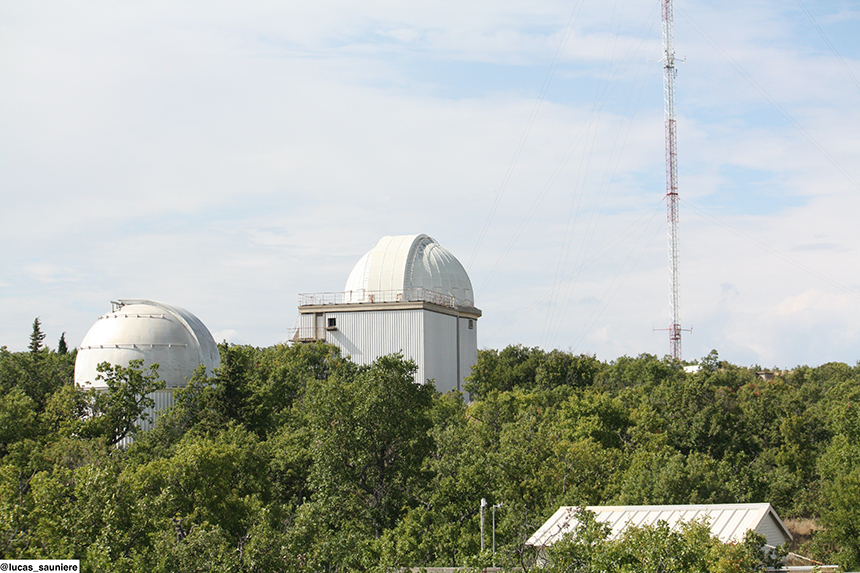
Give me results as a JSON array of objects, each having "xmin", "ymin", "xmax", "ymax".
[
  {"xmin": 298, "ymin": 287, "xmax": 461, "ymax": 309},
  {"xmin": 290, "ymin": 326, "xmax": 327, "ymax": 342}
]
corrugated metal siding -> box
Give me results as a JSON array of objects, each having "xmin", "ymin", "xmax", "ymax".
[
  {"xmin": 292, "ymin": 313, "xmax": 325, "ymax": 341},
  {"xmin": 137, "ymin": 389, "xmax": 176, "ymax": 432},
  {"xmin": 117, "ymin": 389, "xmax": 176, "ymax": 447},
  {"xmin": 758, "ymin": 513, "xmax": 789, "ymax": 547},
  {"xmin": 423, "ymin": 311, "xmax": 458, "ymax": 393},
  {"xmin": 712, "ymin": 507, "xmax": 748, "ymax": 542},
  {"xmin": 307, "ymin": 305, "xmax": 478, "ymax": 393},
  {"xmin": 458, "ymin": 317, "xmax": 478, "ymax": 390},
  {"xmin": 298, "ymin": 313, "xmax": 314, "ymax": 330},
  {"xmin": 325, "ymin": 309, "xmax": 425, "ymax": 383}
]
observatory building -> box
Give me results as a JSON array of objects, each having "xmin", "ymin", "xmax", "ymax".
[
  {"xmin": 294, "ymin": 234, "xmax": 481, "ymax": 394},
  {"xmin": 75, "ymin": 299, "xmax": 221, "ymax": 431}
]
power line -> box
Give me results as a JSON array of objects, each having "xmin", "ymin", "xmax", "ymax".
[
  {"xmin": 677, "ymin": 5, "xmax": 860, "ymax": 192},
  {"xmin": 681, "ymin": 198, "xmax": 860, "ymax": 301},
  {"xmin": 483, "ymin": 203, "xmax": 663, "ymax": 345},
  {"xmin": 468, "ymin": 0, "xmax": 586, "ymax": 272},
  {"xmin": 794, "ymin": 0, "xmax": 860, "ymax": 95}
]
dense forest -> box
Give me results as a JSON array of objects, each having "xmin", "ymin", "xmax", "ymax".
[{"xmin": 2, "ymin": 322, "xmax": 860, "ymax": 572}]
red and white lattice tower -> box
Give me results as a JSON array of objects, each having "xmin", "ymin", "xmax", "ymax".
[{"xmin": 662, "ymin": 0, "xmax": 683, "ymax": 360}]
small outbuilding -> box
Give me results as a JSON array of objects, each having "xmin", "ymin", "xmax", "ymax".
[{"xmin": 527, "ymin": 503, "xmax": 792, "ymax": 564}]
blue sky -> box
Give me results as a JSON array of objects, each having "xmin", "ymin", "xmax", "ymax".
[{"xmin": 2, "ymin": 1, "xmax": 859, "ymax": 368}]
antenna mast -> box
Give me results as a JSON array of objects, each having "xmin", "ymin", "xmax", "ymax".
[{"xmin": 662, "ymin": 0, "xmax": 683, "ymax": 360}]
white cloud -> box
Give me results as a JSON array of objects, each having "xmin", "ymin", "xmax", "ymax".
[
  {"xmin": 777, "ymin": 289, "xmax": 853, "ymax": 315},
  {"xmin": 1, "ymin": 0, "xmax": 859, "ymax": 368}
]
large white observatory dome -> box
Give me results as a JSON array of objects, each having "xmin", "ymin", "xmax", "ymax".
[
  {"xmin": 344, "ymin": 234, "xmax": 475, "ymax": 307},
  {"xmin": 75, "ymin": 300, "xmax": 221, "ymax": 389}
]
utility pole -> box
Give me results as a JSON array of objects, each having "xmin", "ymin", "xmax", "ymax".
[
  {"xmin": 662, "ymin": 0, "xmax": 684, "ymax": 361},
  {"xmin": 492, "ymin": 502, "xmax": 503, "ymax": 566},
  {"xmin": 480, "ymin": 498, "xmax": 487, "ymax": 552}
]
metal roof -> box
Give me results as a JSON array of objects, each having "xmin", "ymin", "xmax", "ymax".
[
  {"xmin": 527, "ymin": 504, "xmax": 792, "ymax": 549},
  {"xmin": 343, "ymin": 234, "xmax": 474, "ymax": 307},
  {"xmin": 75, "ymin": 299, "xmax": 220, "ymax": 389}
]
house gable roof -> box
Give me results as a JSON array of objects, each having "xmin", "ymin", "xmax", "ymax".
[{"xmin": 527, "ymin": 503, "xmax": 792, "ymax": 549}]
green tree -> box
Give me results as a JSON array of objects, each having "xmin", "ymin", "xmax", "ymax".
[
  {"xmin": 465, "ymin": 345, "xmax": 547, "ymax": 398},
  {"xmin": 380, "ymin": 392, "xmax": 491, "ymax": 569},
  {"xmin": 305, "ymin": 354, "xmax": 433, "ymax": 536},
  {"xmin": 79, "ymin": 360, "xmax": 165, "ymax": 446},
  {"xmin": 536, "ymin": 351, "xmax": 602, "ymax": 390},
  {"xmin": 0, "ymin": 389, "xmax": 40, "ymax": 457},
  {"xmin": 209, "ymin": 342, "xmax": 254, "ymax": 426},
  {"xmin": 126, "ymin": 425, "xmax": 270, "ymax": 542},
  {"xmin": 540, "ymin": 507, "xmax": 613, "ymax": 571},
  {"xmin": 291, "ymin": 354, "xmax": 434, "ymax": 570},
  {"xmin": 1, "ymin": 344, "xmax": 76, "ymax": 413},
  {"xmin": 544, "ymin": 509, "xmax": 783, "ymax": 573},
  {"xmin": 613, "ymin": 449, "xmax": 739, "ymax": 506},
  {"xmin": 245, "ymin": 341, "xmax": 345, "ymax": 436},
  {"xmin": 813, "ymin": 434, "xmax": 860, "ymax": 570},
  {"xmin": 596, "ymin": 353, "xmax": 682, "ymax": 392},
  {"xmin": 57, "ymin": 333, "xmax": 68, "ymax": 355},
  {"xmin": 644, "ymin": 364, "xmax": 755, "ymax": 460},
  {"xmin": 707, "ymin": 530, "xmax": 786, "ymax": 573},
  {"xmin": 2, "ymin": 340, "xmax": 855, "ymax": 570},
  {"xmin": 28, "ymin": 318, "xmax": 46, "ymax": 355}
]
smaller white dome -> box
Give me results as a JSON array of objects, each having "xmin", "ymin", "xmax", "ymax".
[
  {"xmin": 75, "ymin": 300, "xmax": 220, "ymax": 389},
  {"xmin": 344, "ymin": 234, "xmax": 475, "ymax": 307}
]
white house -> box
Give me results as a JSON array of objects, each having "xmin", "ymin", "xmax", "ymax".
[{"xmin": 527, "ymin": 503, "xmax": 792, "ymax": 565}]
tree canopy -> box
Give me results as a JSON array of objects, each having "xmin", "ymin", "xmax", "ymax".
[{"xmin": 1, "ymin": 337, "xmax": 858, "ymax": 571}]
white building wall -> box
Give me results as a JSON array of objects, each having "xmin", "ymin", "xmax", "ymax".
[
  {"xmin": 298, "ymin": 312, "xmax": 315, "ymax": 333},
  {"xmin": 297, "ymin": 303, "xmax": 478, "ymax": 395},
  {"xmin": 756, "ymin": 515, "xmax": 790, "ymax": 548},
  {"xmin": 458, "ymin": 316, "xmax": 478, "ymax": 391},
  {"xmin": 324, "ymin": 309, "xmax": 426, "ymax": 383},
  {"xmin": 137, "ymin": 389, "xmax": 176, "ymax": 432},
  {"xmin": 423, "ymin": 310, "xmax": 459, "ymax": 393},
  {"xmin": 116, "ymin": 388, "xmax": 176, "ymax": 447}
]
